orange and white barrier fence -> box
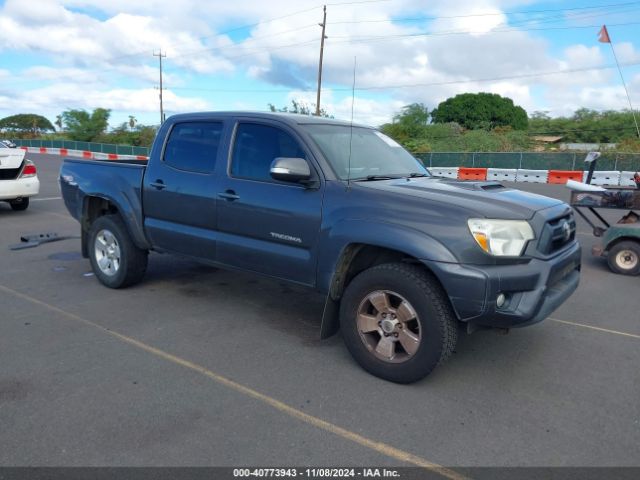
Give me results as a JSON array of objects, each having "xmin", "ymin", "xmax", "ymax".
[
  {"xmin": 25, "ymin": 147, "xmax": 638, "ymax": 186},
  {"xmin": 21, "ymin": 146, "xmax": 147, "ymax": 161}
]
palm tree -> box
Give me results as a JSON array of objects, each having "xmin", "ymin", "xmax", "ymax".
[
  {"xmin": 55, "ymin": 115, "xmax": 63, "ymax": 131},
  {"xmin": 128, "ymin": 116, "xmax": 137, "ymax": 131}
]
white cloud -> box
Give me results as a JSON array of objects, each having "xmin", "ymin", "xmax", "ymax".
[
  {"xmin": 0, "ymin": 0, "xmax": 638, "ymax": 126},
  {"xmin": 1, "ymin": 83, "xmax": 210, "ymax": 121},
  {"xmin": 614, "ymin": 42, "xmax": 640, "ymax": 64}
]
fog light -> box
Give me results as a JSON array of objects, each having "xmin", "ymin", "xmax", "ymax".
[{"xmin": 496, "ymin": 293, "xmax": 506, "ymax": 308}]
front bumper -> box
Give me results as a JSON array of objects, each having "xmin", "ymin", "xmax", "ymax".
[
  {"xmin": 424, "ymin": 241, "xmax": 581, "ymax": 328},
  {"xmin": 0, "ymin": 176, "xmax": 40, "ymax": 200}
]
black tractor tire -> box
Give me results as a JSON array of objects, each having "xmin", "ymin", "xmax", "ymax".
[{"xmin": 607, "ymin": 240, "xmax": 640, "ymax": 276}]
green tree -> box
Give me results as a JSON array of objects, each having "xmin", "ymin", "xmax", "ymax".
[
  {"xmin": 128, "ymin": 115, "xmax": 137, "ymax": 131},
  {"xmin": 61, "ymin": 108, "xmax": 111, "ymax": 141},
  {"xmin": 268, "ymin": 99, "xmax": 332, "ymax": 118},
  {"xmin": 431, "ymin": 93, "xmax": 528, "ymax": 130},
  {"xmin": 0, "ymin": 114, "xmax": 55, "ymax": 136},
  {"xmin": 528, "ymin": 108, "xmax": 639, "ymax": 143},
  {"xmin": 393, "ymin": 103, "xmax": 429, "ymax": 128},
  {"xmin": 55, "ymin": 115, "xmax": 63, "ymax": 131}
]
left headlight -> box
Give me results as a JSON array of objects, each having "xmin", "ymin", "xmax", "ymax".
[{"xmin": 467, "ymin": 218, "xmax": 535, "ymax": 256}]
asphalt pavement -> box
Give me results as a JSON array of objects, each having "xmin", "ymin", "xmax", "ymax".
[{"xmin": 1, "ymin": 153, "xmax": 639, "ymax": 472}]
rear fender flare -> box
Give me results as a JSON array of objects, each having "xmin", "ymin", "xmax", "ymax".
[{"xmin": 81, "ymin": 192, "xmax": 149, "ymax": 251}]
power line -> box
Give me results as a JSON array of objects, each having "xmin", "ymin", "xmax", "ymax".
[
  {"xmin": 104, "ymin": 0, "xmax": 391, "ymax": 64},
  {"xmin": 353, "ymin": 61, "xmax": 640, "ymax": 91},
  {"xmin": 161, "ymin": 1, "xmax": 639, "ymax": 65},
  {"xmin": 163, "ymin": 24, "xmax": 319, "ymax": 62},
  {"xmin": 165, "ymin": 60, "xmax": 640, "ymax": 93},
  {"xmin": 328, "ymin": 1, "xmax": 640, "ymax": 25},
  {"xmin": 163, "ymin": 20, "xmax": 640, "ymax": 69},
  {"xmin": 148, "ymin": 3, "xmax": 640, "ymax": 66},
  {"xmin": 328, "ymin": 20, "xmax": 640, "ymax": 43}
]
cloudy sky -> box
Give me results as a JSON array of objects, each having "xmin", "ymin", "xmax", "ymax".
[{"xmin": 0, "ymin": 0, "xmax": 639, "ymax": 129}]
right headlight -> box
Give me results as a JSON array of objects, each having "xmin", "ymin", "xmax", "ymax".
[{"xmin": 467, "ymin": 218, "xmax": 535, "ymax": 256}]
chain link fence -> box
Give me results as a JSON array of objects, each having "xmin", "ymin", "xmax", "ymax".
[
  {"xmin": 11, "ymin": 139, "xmax": 149, "ymax": 157},
  {"xmin": 414, "ymin": 152, "xmax": 640, "ymax": 171},
  {"xmin": 10, "ymin": 139, "xmax": 640, "ymax": 170}
]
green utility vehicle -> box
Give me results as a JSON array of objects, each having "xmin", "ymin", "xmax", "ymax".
[{"xmin": 569, "ymin": 153, "xmax": 640, "ymax": 275}]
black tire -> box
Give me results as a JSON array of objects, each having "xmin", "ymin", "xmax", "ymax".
[
  {"xmin": 607, "ymin": 240, "xmax": 640, "ymax": 276},
  {"xmin": 339, "ymin": 263, "xmax": 457, "ymax": 384},
  {"xmin": 10, "ymin": 197, "xmax": 29, "ymax": 211},
  {"xmin": 88, "ymin": 214, "xmax": 148, "ymax": 288}
]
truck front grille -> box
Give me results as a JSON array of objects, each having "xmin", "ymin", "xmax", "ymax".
[{"xmin": 538, "ymin": 212, "xmax": 577, "ymax": 255}]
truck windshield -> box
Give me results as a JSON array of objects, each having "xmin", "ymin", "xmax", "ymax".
[{"xmin": 302, "ymin": 124, "xmax": 429, "ymax": 180}]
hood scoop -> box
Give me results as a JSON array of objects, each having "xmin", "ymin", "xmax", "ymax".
[{"xmin": 449, "ymin": 181, "xmax": 506, "ymax": 191}]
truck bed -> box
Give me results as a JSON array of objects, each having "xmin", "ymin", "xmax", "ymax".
[{"xmin": 59, "ymin": 157, "xmax": 149, "ymax": 250}]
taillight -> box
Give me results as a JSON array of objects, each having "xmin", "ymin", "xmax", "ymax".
[{"xmin": 20, "ymin": 160, "xmax": 37, "ymax": 178}]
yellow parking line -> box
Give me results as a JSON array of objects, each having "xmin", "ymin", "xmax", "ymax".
[
  {"xmin": 549, "ymin": 317, "xmax": 640, "ymax": 339},
  {"xmin": 0, "ymin": 284, "xmax": 467, "ymax": 480}
]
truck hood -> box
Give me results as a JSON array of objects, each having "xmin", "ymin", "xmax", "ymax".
[{"xmin": 353, "ymin": 177, "xmax": 563, "ymax": 219}]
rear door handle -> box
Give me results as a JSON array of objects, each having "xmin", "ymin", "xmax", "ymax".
[
  {"xmin": 218, "ymin": 190, "xmax": 240, "ymax": 201},
  {"xmin": 149, "ymin": 180, "xmax": 166, "ymax": 190}
]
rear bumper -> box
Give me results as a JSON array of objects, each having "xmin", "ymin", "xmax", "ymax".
[
  {"xmin": 0, "ymin": 176, "xmax": 40, "ymax": 200},
  {"xmin": 424, "ymin": 242, "xmax": 581, "ymax": 328}
]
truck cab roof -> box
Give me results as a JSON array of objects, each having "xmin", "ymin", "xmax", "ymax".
[{"xmin": 165, "ymin": 111, "xmax": 371, "ymax": 129}]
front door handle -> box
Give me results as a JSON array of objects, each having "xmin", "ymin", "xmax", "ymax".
[
  {"xmin": 150, "ymin": 180, "xmax": 166, "ymax": 190},
  {"xmin": 218, "ymin": 190, "xmax": 240, "ymax": 201}
]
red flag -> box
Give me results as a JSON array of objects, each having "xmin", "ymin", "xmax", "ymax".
[{"xmin": 598, "ymin": 25, "xmax": 611, "ymax": 43}]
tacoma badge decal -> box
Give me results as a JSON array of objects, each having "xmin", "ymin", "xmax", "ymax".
[{"xmin": 270, "ymin": 232, "xmax": 302, "ymax": 243}]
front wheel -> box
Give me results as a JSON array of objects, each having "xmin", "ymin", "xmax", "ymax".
[
  {"xmin": 88, "ymin": 215, "xmax": 148, "ymax": 288},
  {"xmin": 339, "ymin": 263, "xmax": 457, "ymax": 383},
  {"xmin": 608, "ymin": 240, "xmax": 640, "ymax": 276}
]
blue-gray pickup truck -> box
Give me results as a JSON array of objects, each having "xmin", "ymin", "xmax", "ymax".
[{"xmin": 60, "ymin": 112, "xmax": 581, "ymax": 383}]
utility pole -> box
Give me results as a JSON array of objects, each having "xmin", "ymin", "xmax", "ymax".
[
  {"xmin": 153, "ymin": 50, "xmax": 167, "ymax": 125},
  {"xmin": 315, "ymin": 5, "xmax": 327, "ymax": 117}
]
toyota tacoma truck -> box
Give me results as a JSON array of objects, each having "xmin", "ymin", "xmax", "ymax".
[{"xmin": 60, "ymin": 112, "xmax": 581, "ymax": 383}]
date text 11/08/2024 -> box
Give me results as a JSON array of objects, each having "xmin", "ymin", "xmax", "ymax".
[{"xmin": 233, "ymin": 468, "xmax": 401, "ymax": 478}]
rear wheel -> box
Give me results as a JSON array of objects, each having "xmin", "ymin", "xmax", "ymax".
[
  {"xmin": 608, "ymin": 240, "xmax": 640, "ymax": 276},
  {"xmin": 339, "ymin": 263, "xmax": 457, "ymax": 383},
  {"xmin": 88, "ymin": 215, "xmax": 148, "ymax": 288},
  {"xmin": 10, "ymin": 197, "xmax": 29, "ymax": 211}
]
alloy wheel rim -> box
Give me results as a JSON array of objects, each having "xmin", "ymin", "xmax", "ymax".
[
  {"xmin": 356, "ymin": 290, "xmax": 422, "ymax": 363},
  {"xmin": 94, "ymin": 229, "xmax": 121, "ymax": 276}
]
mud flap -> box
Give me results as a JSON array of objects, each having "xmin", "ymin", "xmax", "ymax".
[{"xmin": 320, "ymin": 295, "xmax": 340, "ymax": 339}]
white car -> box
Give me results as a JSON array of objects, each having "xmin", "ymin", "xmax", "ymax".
[{"xmin": 0, "ymin": 144, "xmax": 39, "ymax": 211}]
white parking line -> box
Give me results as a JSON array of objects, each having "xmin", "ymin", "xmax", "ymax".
[{"xmin": 31, "ymin": 197, "xmax": 62, "ymax": 201}]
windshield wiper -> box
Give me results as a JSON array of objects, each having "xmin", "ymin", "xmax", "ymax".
[
  {"xmin": 352, "ymin": 175, "xmax": 401, "ymax": 181},
  {"xmin": 407, "ymin": 172, "xmax": 429, "ymax": 178}
]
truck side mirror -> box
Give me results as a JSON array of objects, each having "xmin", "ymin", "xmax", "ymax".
[{"xmin": 270, "ymin": 157, "xmax": 311, "ymax": 183}]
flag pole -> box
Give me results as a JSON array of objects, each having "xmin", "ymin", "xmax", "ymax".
[{"xmin": 603, "ymin": 26, "xmax": 640, "ymax": 138}]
